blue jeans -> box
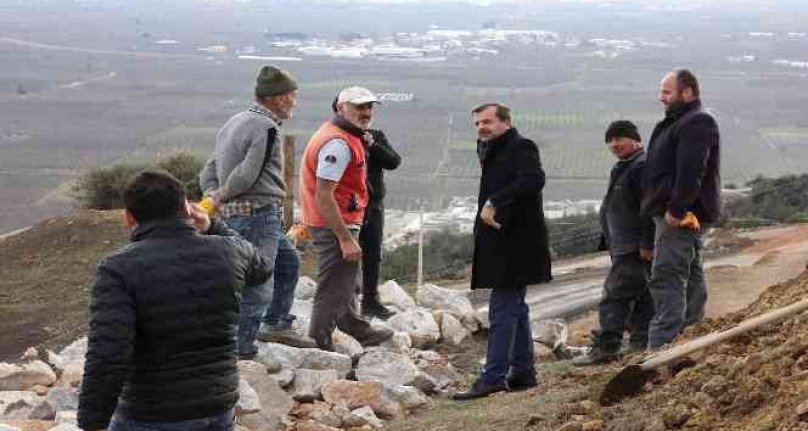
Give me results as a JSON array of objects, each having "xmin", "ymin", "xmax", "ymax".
[
  {"xmin": 481, "ymin": 286, "xmax": 535, "ymax": 385},
  {"xmin": 109, "ymin": 408, "xmax": 234, "ymax": 431},
  {"xmin": 647, "ymin": 216, "xmax": 707, "ymax": 348},
  {"xmin": 225, "ymin": 205, "xmax": 300, "ymax": 356}
]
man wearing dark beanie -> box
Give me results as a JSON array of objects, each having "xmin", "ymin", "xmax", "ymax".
[
  {"xmin": 255, "ymin": 65, "xmax": 298, "ymax": 98},
  {"xmin": 200, "ymin": 65, "xmax": 316, "ymax": 362},
  {"xmin": 573, "ymin": 120, "xmax": 655, "ymax": 365}
]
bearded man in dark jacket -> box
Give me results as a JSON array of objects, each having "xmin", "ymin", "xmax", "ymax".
[
  {"xmin": 453, "ymin": 103, "xmax": 552, "ymax": 401},
  {"xmin": 77, "ymin": 171, "xmax": 272, "ymax": 431},
  {"xmin": 642, "ymin": 69, "xmax": 721, "ymax": 348}
]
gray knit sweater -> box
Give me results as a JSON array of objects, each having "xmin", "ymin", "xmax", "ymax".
[{"xmin": 200, "ymin": 103, "xmax": 286, "ymax": 205}]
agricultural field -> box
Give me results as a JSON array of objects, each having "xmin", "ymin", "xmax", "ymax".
[{"xmin": 1, "ymin": 0, "xmax": 807, "ymax": 232}]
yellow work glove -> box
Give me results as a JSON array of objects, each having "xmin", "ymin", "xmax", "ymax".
[
  {"xmin": 199, "ymin": 196, "xmax": 217, "ymax": 216},
  {"xmin": 680, "ymin": 211, "xmax": 701, "ymax": 231}
]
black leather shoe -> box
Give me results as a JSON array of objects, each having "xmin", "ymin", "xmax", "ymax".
[
  {"xmin": 451, "ymin": 379, "xmax": 507, "ymax": 401},
  {"xmin": 361, "ymin": 301, "xmax": 397, "ymax": 320},
  {"xmin": 506, "ymin": 373, "xmax": 537, "ymax": 392}
]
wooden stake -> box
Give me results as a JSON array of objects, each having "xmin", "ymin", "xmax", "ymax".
[{"xmin": 283, "ymin": 135, "xmax": 296, "ymax": 231}]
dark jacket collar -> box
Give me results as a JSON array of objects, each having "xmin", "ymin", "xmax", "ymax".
[
  {"xmin": 478, "ymin": 127, "xmax": 519, "ymax": 162},
  {"xmin": 618, "ymin": 147, "xmax": 645, "ymax": 163},
  {"xmin": 489, "ymin": 127, "xmax": 519, "ymax": 146},
  {"xmin": 131, "ymin": 217, "xmax": 197, "ymax": 242},
  {"xmin": 665, "ymin": 99, "xmax": 701, "ymax": 120},
  {"xmin": 331, "ymin": 115, "xmax": 366, "ymax": 139}
]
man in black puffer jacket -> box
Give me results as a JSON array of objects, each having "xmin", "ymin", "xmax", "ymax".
[{"xmin": 77, "ymin": 171, "xmax": 272, "ymax": 431}]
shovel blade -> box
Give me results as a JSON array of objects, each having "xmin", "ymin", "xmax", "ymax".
[{"xmin": 599, "ymin": 364, "xmax": 655, "ymax": 406}]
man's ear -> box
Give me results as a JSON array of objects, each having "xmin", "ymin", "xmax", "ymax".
[
  {"xmin": 682, "ymin": 87, "xmax": 695, "ymax": 101},
  {"xmin": 123, "ymin": 209, "xmax": 137, "ymax": 228}
]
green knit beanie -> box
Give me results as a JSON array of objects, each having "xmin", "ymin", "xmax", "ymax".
[{"xmin": 255, "ymin": 66, "xmax": 298, "ymax": 98}]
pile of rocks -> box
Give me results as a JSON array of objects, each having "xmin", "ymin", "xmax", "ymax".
[
  {"xmin": 0, "ymin": 279, "xmax": 484, "ymax": 431},
  {"xmin": 0, "ymin": 340, "xmax": 86, "ymax": 431}
]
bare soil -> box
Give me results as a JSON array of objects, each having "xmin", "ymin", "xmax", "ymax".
[
  {"xmin": 391, "ymin": 224, "xmax": 808, "ymax": 431},
  {"xmin": 0, "ymin": 210, "xmax": 128, "ymax": 360},
  {"xmin": 3, "ymin": 212, "xmax": 808, "ymax": 431}
]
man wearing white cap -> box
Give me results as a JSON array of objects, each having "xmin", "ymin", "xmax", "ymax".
[{"xmin": 299, "ymin": 86, "xmax": 394, "ymax": 350}]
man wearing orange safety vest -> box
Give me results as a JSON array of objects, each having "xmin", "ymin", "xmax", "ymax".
[{"xmin": 299, "ymin": 87, "xmax": 394, "ymax": 351}]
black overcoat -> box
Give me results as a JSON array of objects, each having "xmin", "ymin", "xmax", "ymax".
[{"xmin": 471, "ymin": 128, "xmax": 552, "ymax": 290}]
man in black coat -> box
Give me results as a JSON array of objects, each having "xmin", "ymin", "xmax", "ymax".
[
  {"xmin": 573, "ymin": 120, "xmax": 655, "ymax": 366},
  {"xmin": 642, "ymin": 69, "xmax": 721, "ymax": 348},
  {"xmin": 359, "ymin": 128, "xmax": 401, "ymax": 319},
  {"xmin": 77, "ymin": 171, "xmax": 272, "ymax": 431},
  {"xmin": 453, "ymin": 103, "xmax": 552, "ymax": 400}
]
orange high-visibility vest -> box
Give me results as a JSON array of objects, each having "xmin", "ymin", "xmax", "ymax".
[{"xmin": 299, "ymin": 121, "xmax": 368, "ymax": 227}]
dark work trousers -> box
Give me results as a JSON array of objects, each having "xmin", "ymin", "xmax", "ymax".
[
  {"xmin": 481, "ymin": 286, "xmax": 535, "ymax": 385},
  {"xmin": 358, "ymin": 204, "xmax": 384, "ymax": 304},
  {"xmin": 647, "ymin": 216, "xmax": 707, "ymax": 348},
  {"xmin": 595, "ymin": 251, "xmax": 654, "ymax": 352},
  {"xmin": 308, "ymin": 227, "xmax": 374, "ymax": 351}
]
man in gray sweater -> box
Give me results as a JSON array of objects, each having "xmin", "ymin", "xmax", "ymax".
[{"xmin": 200, "ymin": 65, "xmax": 315, "ymax": 359}]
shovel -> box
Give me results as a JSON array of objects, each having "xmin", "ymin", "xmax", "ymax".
[{"xmin": 600, "ymin": 297, "xmax": 808, "ymax": 406}]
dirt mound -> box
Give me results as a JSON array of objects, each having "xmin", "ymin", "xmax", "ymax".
[
  {"xmin": 0, "ymin": 210, "xmax": 127, "ymax": 360},
  {"xmin": 703, "ymin": 228, "xmax": 756, "ymax": 257},
  {"xmin": 558, "ymin": 270, "xmax": 808, "ymax": 431}
]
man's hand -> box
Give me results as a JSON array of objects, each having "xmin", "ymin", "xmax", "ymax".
[
  {"xmin": 664, "ymin": 211, "xmax": 682, "ymax": 228},
  {"xmin": 480, "ymin": 204, "xmax": 501, "ymax": 230},
  {"xmin": 363, "ymin": 130, "xmax": 376, "ymax": 148},
  {"xmin": 339, "ymin": 236, "xmax": 362, "ymax": 262},
  {"xmin": 187, "ymin": 201, "xmax": 212, "ymax": 233},
  {"xmin": 640, "ymin": 248, "xmax": 655, "ymax": 261},
  {"xmin": 205, "ymin": 188, "xmax": 222, "ymax": 206}
]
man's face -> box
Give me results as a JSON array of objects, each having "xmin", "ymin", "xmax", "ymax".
[
  {"xmin": 659, "ymin": 73, "xmax": 682, "ymax": 110},
  {"xmin": 607, "ymin": 137, "xmax": 641, "ymax": 160},
  {"xmin": 267, "ymin": 90, "xmax": 298, "ymax": 120},
  {"xmin": 473, "ymin": 106, "xmax": 511, "ymax": 141},
  {"xmin": 339, "ymin": 102, "xmax": 374, "ymax": 129},
  {"xmin": 659, "ymin": 72, "xmax": 696, "ymax": 112}
]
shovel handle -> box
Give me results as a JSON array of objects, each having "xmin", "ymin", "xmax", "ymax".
[{"xmin": 642, "ymin": 298, "xmax": 808, "ymax": 370}]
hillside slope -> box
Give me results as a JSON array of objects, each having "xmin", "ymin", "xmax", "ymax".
[{"xmin": 0, "ymin": 210, "xmax": 127, "ymax": 360}]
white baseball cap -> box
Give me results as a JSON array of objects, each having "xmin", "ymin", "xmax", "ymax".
[{"xmin": 336, "ymin": 86, "xmax": 380, "ymax": 105}]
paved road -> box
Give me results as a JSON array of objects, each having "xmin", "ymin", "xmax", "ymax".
[
  {"xmin": 470, "ymin": 224, "xmax": 808, "ymax": 323},
  {"xmin": 472, "ymin": 276, "xmax": 606, "ymax": 321}
]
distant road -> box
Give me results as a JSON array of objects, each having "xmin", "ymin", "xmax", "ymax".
[
  {"xmin": 0, "ymin": 36, "xmax": 203, "ymax": 60},
  {"xmin": 469, "ymin": 225, "xmax": 808, "ymax": 323}
]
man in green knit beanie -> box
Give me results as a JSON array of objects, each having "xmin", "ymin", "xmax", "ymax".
[
  {"xmin": 200, "ymin": 65, "xmax": 316, "ymax": 361},
  {"xmin": 255, "ymin": 65, "xmax": 298, "ymax": 98}
]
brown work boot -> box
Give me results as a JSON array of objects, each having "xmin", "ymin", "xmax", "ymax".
[
  {"xmin": 257, "ymin": 324, "xmax": 317, "ymax": 349},
  {"xmin": 354, "ymin": 326, "xmax": 394, "ymax": 347},
  {"xmin": 571, "ymin": 345, "xmax": 621, "ymax": 366}
]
